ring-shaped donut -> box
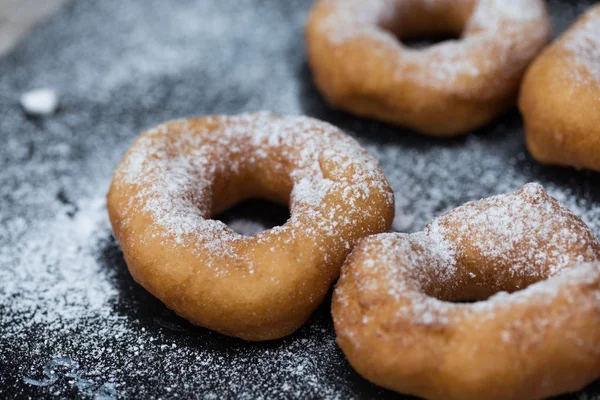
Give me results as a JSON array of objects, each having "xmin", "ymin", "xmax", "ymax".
[
  {"xmin": 306, "ymin": 0, "xmax": 552, "ymax": 136},
  {"xmin": 333, "ymin": 183, "xmax": 600, "ymax": 399},
  {"xmin": 107, "ymin": 112, "xmax": 394, "ymax": 341}
]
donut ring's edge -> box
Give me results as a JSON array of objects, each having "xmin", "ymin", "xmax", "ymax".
[
  {"xmin": 107, "ymin": 113, "xmax": 394, "ymax": 341},
  {"xmin": 334, "ymin": 259, "xmax": 600, "ymax": 400},
  {"xmin": 332, "ymin": 184, "xmax": 600, "ymax": 399}
]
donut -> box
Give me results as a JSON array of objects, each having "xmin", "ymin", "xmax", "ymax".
[
  {"xmin": 519, "ymin": 5, "xmax": 600, "ymax": 171},
  {"xmin": 333, "ymin": 183, "xmax": 600, "ymax": 400},
  {"xmin": 306, "ymin": 0, "xmax": 552, "ymax": 136},
  {"xmin": 107, "ymin": 112, "xmax": 394, "ymax": 341}
]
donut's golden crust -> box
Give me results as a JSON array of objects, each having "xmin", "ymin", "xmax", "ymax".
[
  {"xmin": 306, "ymin": 0, "xmax": 551, "ymax": 136},
  {"xmin": 333, "ymin": 184, "xmax": 600, "ymax": 400},
  {"xmin": 519, "ymin": 5, "xmax": 600, "ymax": 171},
  {"xmin": 107, "ymin": 113, "xmax": 394, "ymax": 341}
]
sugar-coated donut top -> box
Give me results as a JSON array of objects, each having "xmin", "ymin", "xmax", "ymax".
[
  {"xmin": 562, "ymin": 5, "xmax": 600, "ymax": 84},
  {"xmin": 318, "ymin": 0, "xmax": 546, "ymax": 43},
  {"xmin": 111, "ymin": 112, "xmax": 393, "ymax": 271},
  {"xmin": 338, "ymin": 184, "xmax": 600, "ymax": 331},
  {"xmin": 427, "ymin": 183, "xmax": 598, "ymax": 278},
  {"xmin": 313, "ymin": 0, "xmax": 550, "ymax": 88}
]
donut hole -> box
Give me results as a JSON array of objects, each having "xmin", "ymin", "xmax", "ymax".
[
  {"xmin": 204, "ymin": 160, "xmax": 294, "ymax": 236},
  {"xmin": 214, "ymin": 198, "xmax": 290, "ymax": 237},
  {"xmin": 401, "ymin": 32, "xmax": 461, "ymax": 49},
  {"xmin": 379, "ymin": 1, "xmax": 475, "ymax": 49}
]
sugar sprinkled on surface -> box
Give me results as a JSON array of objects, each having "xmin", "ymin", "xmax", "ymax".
[{"xmin": 0, "ymin": 195, "xmax": 116, "ymax": 330}]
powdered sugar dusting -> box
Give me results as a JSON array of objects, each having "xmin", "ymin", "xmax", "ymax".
[
  {"xmin": 317, "ymin": 0, "xmax": 547, "ymax": 43},
  {"xmin": 312, "ymin": 0, "xmax": 550, "ymax": 88},
  {"xmin": 1, "ymin": 195, "xmax": 116, "ymax": 333},
  {"xmin": 430, "ymin": 183, "xmax": 600, "ymax": 278},
  {"xmin": 467, "ymin": 0, "xmax": 545, "ymax": 32},
  {"xmin": 562, "ymin": 6, "xmax": 600, "ymax": 84},
  {"xmin": 314, "ymin": 0, "xmax": 398, "ymax": 46}
]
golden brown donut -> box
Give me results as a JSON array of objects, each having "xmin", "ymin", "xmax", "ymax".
[
  {"xmin": 107, "ymin": 112, "xmax": 394, "ymax": 341},
  {"xmin": 519, "ymin": 5, "xmax": 600, "ymax": 171},
  {"xmin": 306, "ymin": 0, "xmax": 552, "ymax": 136},
  {"xmin": 333, "ymin": 183, "xmax": 600, "ymax": 400}
]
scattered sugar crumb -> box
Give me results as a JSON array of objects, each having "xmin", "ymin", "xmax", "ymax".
[{"xmin": 20, "ymin": 88, "xmax": 59, "ymax": 116}]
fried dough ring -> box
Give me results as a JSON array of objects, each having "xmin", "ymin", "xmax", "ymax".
[
  {"xmin": 333, "ymin": 183, "xmax": 600, "ymax": 399},
  {"xmin": 107, "ymin": 112, "xmax": 394, "ymax": 341},
  {"xmin": 306, "ymin": 0, "xmax": 551, "ymax": 136},
  {"xmin": 519, "ymin": 5, "xmax": 600, "ymax": 171}
]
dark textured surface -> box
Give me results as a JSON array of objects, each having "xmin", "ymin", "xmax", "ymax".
[{"xmin": 1, "ymin": 0, "xmax": 600, "ymax": 399}]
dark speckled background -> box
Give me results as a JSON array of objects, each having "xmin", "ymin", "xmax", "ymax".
[{"xmin": 1, "ymin": 0, "xmax": 600, "ymax": 399}]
